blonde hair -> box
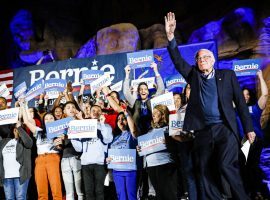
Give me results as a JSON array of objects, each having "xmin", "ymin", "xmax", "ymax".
[{"xmin": 151, "ymin": 104, "xmax": 170, "ymax": 128}]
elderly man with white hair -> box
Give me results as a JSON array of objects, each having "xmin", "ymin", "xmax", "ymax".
[{"xmin": 165, "ymin": 12, "xmax": 256, "ymax": 200}]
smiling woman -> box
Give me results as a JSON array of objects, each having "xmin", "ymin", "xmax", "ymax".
[{"xmin": 137, "ymin": 104, "xmax": 178, "ymax": 200}]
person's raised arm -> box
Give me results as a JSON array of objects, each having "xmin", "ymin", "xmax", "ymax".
[
  {"xmin": 102, "ymin": 86, "xmax": 124, "ymax": 113},
  {"xmin": 124, "ymin": 109, "xmax": 138, "ymax": 138},
  {"xmin": 151, "ymin": 62, "xmax": 165, "ymax": 96},
  {"xmin": 257, "ymin": 70, "xmax": 268, "ymax": 110},
  {"xmin": 21, "ymin": 103, "xmax": 39, "ymax": 136},
  {"xmin": 123, "ymin": 65, "xmax": 136, "ymax": 107},
  {"xmin": 165, "ymin": 12, "xmax": 192, "ymax": 80}
]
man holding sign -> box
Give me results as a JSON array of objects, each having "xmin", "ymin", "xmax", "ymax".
[
  {"xmin": 166, "ymin": 12, "xmax": 255, "ymax": 199},
  {"xmin": 123, "ymin": 62, "xmax": 165, "ymax": 135},
  {"xmin": 71, "ymin": 105, "xmax": 113, "ymax": 200}
]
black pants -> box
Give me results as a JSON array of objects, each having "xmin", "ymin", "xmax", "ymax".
[
  {"xmin": 194, "ymin": 123, "xmax": 249, "ymax": 200},
  {"xmin": 240, "ymin": 138, "xmax": 264, "ymax": 197},
  {"xmin": 147, "ymin": 163, "xmax": 178, "ymax": 200},
  {"xmin": 82, "ymin": 164, "xmax": 106, "ymax": 200}
]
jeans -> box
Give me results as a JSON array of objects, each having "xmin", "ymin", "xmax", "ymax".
[
  {"xmin": 61, "ymin": 156, "xmax": 84, "ymax": 200},
  {"xmin": 82, "ymin": 164, "xmax": 106, "ymax": 200},
  {"xmin": 3, "ymin": 178, "xmax": 29, "ymax": 200}
]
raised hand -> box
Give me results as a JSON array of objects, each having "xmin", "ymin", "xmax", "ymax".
[
  {"xmin": 150, "ymin": 62, "xmax": 158, "ymax": 73},
  {"xmin": 165, "ymin": 12, "xmax": 176, "ymax": 41},
  {"xmin": 124, "ymin": 65, "xmax": 131, "ymax": 78},
  {"xmin": 257, "ymin": 70, "xmax": 263, "ymax": 79}
]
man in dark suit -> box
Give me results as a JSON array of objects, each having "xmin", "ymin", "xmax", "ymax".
[{"xmin": 165, "ymin": 12, "xmax": 256, "ymax": 200}]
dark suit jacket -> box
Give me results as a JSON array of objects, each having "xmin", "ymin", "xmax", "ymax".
[{"xmin": 167, "ymin": 42, "xmax": 254, "ymax": 142}]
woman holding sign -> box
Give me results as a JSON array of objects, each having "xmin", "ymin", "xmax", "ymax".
[
  {"xmin": 237, "ymin": 70, "xmax": 269, "ymax": 198},
  {"xmin": 0, "ymin": 121, "xmax": 32, "ymax": 200},
  {"xmin": 107, "ymin": 110, "xmax": 138, "ymax": 200},
  {"xmin": 137, "ymin": 104, "xmax": 177, "ymax": 200},
  {"xmin": 22, "ymin": 110, "xmax": 63, "ymax": 200}
]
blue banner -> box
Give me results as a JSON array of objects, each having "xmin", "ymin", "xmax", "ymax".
[
  {"xmin": 137, "ymin": 128, "xmax": 166, "ymax": 156},
  {"xmin": 45, "ymin": 117, "xmax": 73, "ymax": 139},
  {"xmin": 14, "ymin": 81, "xmax": 27, "ymax": 99},
  {"xmin": 44, "ymin": 79, "xmax": 66, "ymax": 92},
  {"xmin": 127, "ymin": 49, "xmax": 154, "ymax": 69},
  {"xmin": 81, "ymin": 69, "xmax": 104, "ymax": 84},
  {"xmin": 108, "ymin": 149, "xmax": 136, "ymax": 170},
  {"xmin": 233, "ymin": 58, "xmax": 262, "ymax": 76}
]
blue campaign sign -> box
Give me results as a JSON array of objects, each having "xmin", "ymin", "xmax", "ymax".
[
  {"xmin": 233, "ymin": 58, "xmax": 262, "ymax": 76},
  {"xmin": 14, "ymin": 81, "xmax": 27, "ymax": 99},
  {"xmin": 81, "ymin": 70, "xmax": 104, "ymax": 84},
  {"xmin": 108, "ymin": 149, "xmax": 136, "ymax": 170},
  {"xmin": 165, "ymin": 74, "xmax": 187, "ymax": 91},
  {"xmin": 127, "ymin": 49, "xmax": 154, "ymax": 69},
  {"xmin": 44, "ymin": 79, "xmax": 66, "ymax": 92},
  {"xmin": 46, "ymin": 117, "xmax": 73, "ymax": 139},
  {"xmin": 25, "ymin": 79, "xmax": 44, "ymax": 102},
  {"xmin": 137, "ymin": 128, "xmax": 166, "ymax": 156}
]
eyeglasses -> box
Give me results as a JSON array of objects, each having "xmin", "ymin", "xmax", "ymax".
[{"xmin": 196, "ymin": 55, "xmax": 212, "ymax": 62}]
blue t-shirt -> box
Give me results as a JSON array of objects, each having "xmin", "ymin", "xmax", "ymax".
[
  {"xmin": 236, "ymin": 103, "xmax": 263, "ymax": 139},
  {"xmin": 109, "ymin": 131, "xmax": 139, "ymax": 171},
  {"xmin": 110, "ymin": 131, "xmax": 137, "ymax": 149}
]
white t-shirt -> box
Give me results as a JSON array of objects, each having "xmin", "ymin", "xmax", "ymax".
[
  {"xmin": 36, "ymin": 134, "xmax": 58, "ymax": 155},
  {"xmin": 2, "ymin": 139, "xmax": 20, "ymax": 178}
]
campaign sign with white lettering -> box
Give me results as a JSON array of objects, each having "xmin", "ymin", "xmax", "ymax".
[
  {"xmin": 169, "ymin": 113, "xmax": 185, "ymax": 136},
  {"xmin": 44, "ymin": 79, "xmax": 66, "ymax": 92},
  {"xmin": 127, "ymin": 50, "xmax": 154, "ymax": 69},
  {"xmin": 25, "ymin": 79, "xmax": 44, "ymax": 102},
  {"xmin": 108, "ymin": 149, "xmax": 136, "ymax": 170},
  {"xmin": 68, "ymin": 119, "xmax": 97, "ymax": 139},
  {"xmin": 82, "ymin": 70, "xmax": 104, "ymax": 85},
  {"xmin": 137, "ymin": 128, "xmax": 166, "ymax": 156},
  {"xmin": 14, "ymin": 82, "xmax": 27, "ymax": 99},
  {"xmin": 44, "ymin": 79, "xmax": 67, "ymax": 99},
  {"xmin": 131, "ymin": 77, "xmax": 155, "ymax": 90},
  {"xmin": 90, "ymin": 74, "xmax": 111, "ymax": 95},
  {"xmin": 46, "ymin": 117, "xmax": 73, "ymax": 139},
  {"xmin": 0, "ymin": 83, "xmax": 10, "ymax": 98},
  {"xmin": 150, "ymin": 92, "xmax": 176, "ymax": 112},
  {"xmin": 233, "ymin": 58, "xmax": 261, "ymax": 76},
  {"xmin": 110, "ymin": 80, "xmax": 123, "ymax": 92},
  {"xmin": 0, "ymin": 107, "xmax": 19, "ymax": 125},
  {"xmin": 165, "ymin": 74, "xmax": 187, "ymax": 91}
]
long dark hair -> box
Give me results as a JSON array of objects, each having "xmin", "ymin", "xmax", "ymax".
[
  {"xmin": 113, "ymin": 112, "xmax": 130, "ymax": 137},
  {"xmin": 7, "ymin": 124, "xmax": 17, "ymax": 139},
  {"xmin": 242, "ymin": 87, "xmax": 256, "ymax": 106}
]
